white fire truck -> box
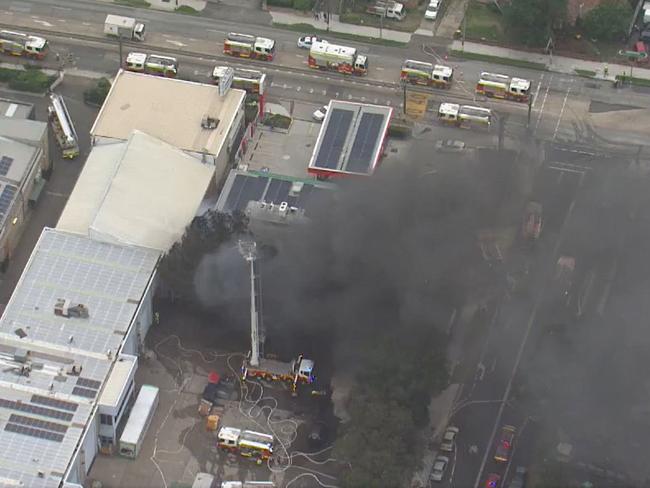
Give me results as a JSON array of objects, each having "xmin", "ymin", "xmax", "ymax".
[
  {"xmin": 400, "ymin": 60, "xmax": 453, "ymax": 88},
  {"xmin": 217, "ymin": 427, "xmax": 274, "ymax": 464},
  {"xmin": 308, "ymin": 41, "xmax": 368, "ymax": 76},
  {"xmin": 475, "ymin": 72, "xmax": 531, "ymax": 102},
  {"xmin": 0, "ymin": 30, "xmax": 48, "ymax": 59},
  {"xmin": 438, "ymin": 102, "xmax": 492, "ymax": 128},
  {"xmin": 224, "ymin": 33, "xmax": 275, "ymax": 61},
  {"xmin": 125, "ymin": 52, "xmax": 178, "ymax": 78},
  {"xmin": 48, "ymin": 93, "xmax": 79, "ymax": 159},
  {"xmin": 238, "ymin": 241, "xmax": 316, "ymax": 396}
]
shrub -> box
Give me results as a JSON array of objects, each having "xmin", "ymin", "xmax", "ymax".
[
  {"xmin": 292, "ymin": 0, "xmax": 314, "ymax": 10},
  {"xmin": 388, "ymin": 124, "xmax": 412, "ymax": 138},
  {"xmin": 8, "ymin": 69, "xmax": 53, "ymax": 93},
  {"xmin": 84, "ymin": 77, "xmax": 112, "ymax": 106},
  {"xmin": 175, "ymin": 5, "xmax": 199, "ymax": 14},
  {"xmin": 262, "ymin": 113, "xmax": 292, "ymax": 129},
  {"xmin": 267, "ymin": 0, "xmax": 294, "ymax": 7},
  {"xmin": 582, "ymin": 0, "xmax": 631, "ymax": 41},
  {"xmin": 340, "ymin": 13, "xmax": 363, "ymax": 24}
]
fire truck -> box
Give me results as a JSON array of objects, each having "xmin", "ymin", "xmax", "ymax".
[
  {"xmin": 224, "ymin": 33, "xmax": 275, "ymax": 61},
  {"xmin": 400, "ymin": 59, "xmax": 453, "ymax": 88},
  {"xmin": 238, "ymin": 241, "xmax": 316, "ymax": 396},
  {"xmin": 125, "ymin": 52, "xmax": 178, "ymax": 78},
  {"xmin": 476, "ymin": 72, "xmax": 531, "ymax": 102},
  {"xmin": 438, "ymin": 102, "xmax": 492, "ymax": 128},
  {"xmin": 212, "ymin": 66, "xmax": 266, "ymax": 95},
  {"xmin": 0, "ymin": 30, "xmax": 48, "ymax": 59},
  {"xmin": 217, "ymin": 427, "xmax": 274, "ymax": 464},
  {"xmin": 308, "ymin": 41, "xmax": 368, "ymax": 76},
  {"xmin": 48, "ymin": 93, "xmax": 79, "ymax": 159}
]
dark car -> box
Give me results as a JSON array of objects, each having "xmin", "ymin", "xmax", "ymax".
[
  {"xmin": 507, "ymin": 466, "xmax": 527, "ymax": 488},
  {"xmin": 494, "ymin": 425, "xmax": 516, "ymax": 463}
]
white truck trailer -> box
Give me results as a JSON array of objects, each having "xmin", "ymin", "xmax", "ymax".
[
  {"xmin": 104, "ymin": 15, "xmax": 146, "ymax": 41},
  {"xmin": 119, "ymin": 385, "xmax": 159, "ymax": 458}
]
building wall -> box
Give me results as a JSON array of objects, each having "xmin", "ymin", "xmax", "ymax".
[
  {"xmin": 214, "ymin": 104, "xmax": 245, "ymax": 187},
  {"xmin": 147, "ymin": 0, "xmax": 206, "ymax": 11},
  {"xmin": 66, "ymin": 409, "xmax": 99, "ymax": 485},
  {"xmin": 98, "ymin": 356, "xmax": 137, "ymax": 445}
]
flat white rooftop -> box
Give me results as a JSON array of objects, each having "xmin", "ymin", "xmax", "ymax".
[{"xmin": 90, "ymin": 70, "xmax": 245, "ymax": 157}]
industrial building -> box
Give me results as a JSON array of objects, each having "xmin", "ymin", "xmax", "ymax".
[
  {"xmin": 308, "ymin": 100, "xmax": 392, "ymax": 179},
  {"xmin": 0, "ymin": 107, "xmax": 49, "ymax": 269},
  {"xmin": 57, "ymin": 130, "xmax": 213, "ymax": 252},
  {"xmin": 90, "ymin": 70, "xmax": 247, "ymax": 186},
  {"xmin": 0, "ymin": 228, "xmax": 159, "ymax": 487}
]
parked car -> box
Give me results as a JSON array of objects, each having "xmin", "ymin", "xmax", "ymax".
[
  {"xmin": 494, "ymin": 425, "xmax": 516, "ymax": 463},
  {"xmin": 485, "ymin": 473, "xmax": 502, "ymax": 488},
  {"xmin": 430, "ymin": 455, "xmax": 449, "ymax": 482},
  {"xmin": 439, "ymin": 426, "xmax": 459, "ymax": 452},
  {"xmin": 298, "ymin": 35, "xmax": 326, "ymax": 49},
  {"xmin": 313, "ymin": 104, "xmax": 328, "ymax": 121},
  {"xmin": 425, "ymin": 4, "xmax": 439, "ymax": 20},
  {"xmin": 507, "ymin": 466, "xmax": 527, "ymax": 488},
  {"xmin": 435, "ymin": 139, "xmax": 465, "ymax": 153}
]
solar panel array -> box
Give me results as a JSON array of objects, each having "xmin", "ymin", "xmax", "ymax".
[
  {"xmin": 0, "ymin": 155, "xmax": 13, "ymax": 176},
  {"xmin": 5, "ymin": 422, "xmax": 64, "ymax": 443},
  {"xmin": 0, "ymin": 184, "xmax": 16, "ymax": 220},
  {"xmin": 314, "ymin": 109, "xmax": 353, "ymax": 170},
  {"xmin": 8, "ymin": 414, "xmax": 68, "ymax": 434},
  {"xmin": 347, "ymin": 113, "xmax": 384, "ymax": 174},
  {"xmin": 0, "ymin": 398, "xmax": 73, "ymax": 422},
  {"xmin": 72, "ymin": 386, "xmax": 97, "ymax": 399},
  {"xmin": 31, "ymin": 395, "xmax": 79, "ymax": 412},
  {"xmin": 76, "ymin": 377, "xmax": 101, "ymax": 390}
]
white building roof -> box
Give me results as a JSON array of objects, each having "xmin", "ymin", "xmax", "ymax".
[
  {"xmin": 90, "ymin": 70, "xmax": 245, "ymax": 158},
  {"xmin": 98, "ymin": 354, "xmax": 137, "ymax": 408},
  {"xmin": 0, "ymin": 135, "xmax": 38, "ymax": 185},
  {"xmin": 0, "ymin": 228, "xmax": 159, "ymax": 488},
  {"xmin": 57, "ymin": 130, "xmax": 213, "ymax": 252}
]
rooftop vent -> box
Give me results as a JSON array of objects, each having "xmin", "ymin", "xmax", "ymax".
[
  {"xmin": 54, "ymin": 299, "xmax": 89, "ymax": 319},
  {"xmin": 201, "ymin": 115, "xmax": 219, "ymax": 130}
]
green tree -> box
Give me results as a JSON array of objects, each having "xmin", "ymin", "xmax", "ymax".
[
  {"xmin": 503, "ymin": 0, "xmax": 567, "ymax": 46},
  {"xmin": 582, "ymin": 0, "xmax": 632, "ymax": 41}
]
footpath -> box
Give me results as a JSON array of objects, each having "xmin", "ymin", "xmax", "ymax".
[{"xmin": 451, "ymin": 40, "xmax": 650, "ymax": 80}]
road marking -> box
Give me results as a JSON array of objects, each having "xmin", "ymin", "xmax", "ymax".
[
  {"xmin": 532, "ymin": 73, "xmax": 544, "ymax": 110},
  {"xmin": 376, "ymin": 66, "xmax": 385, "ymax": 71},
  {"xmin": 322, "ymin": 90, "xmax": 327, "ymax": 95},
  {"xmin": 32, "ymin": 19, "xmax": 53, "ymax": 27},
  {"xmin": 166, "ymin": 40, "xmax": 186, "ymax": 47},
  {"xmin": 552, "ymin": 79, "xmax": 574, "ymax": 141},
  {"xmin": 45, "ymin": 191, "xmax": 69, "ymax": 198},
  {"xmin": 534, "ymin": 74, "xmax": 553, "ymax": 132},
  {"xmin": 296, "ymin": 86, "xmax": 301, "ymax": 91},
  {"xmin": 309, "ymin": 88, "xmax": 314, "ymax": 94}
]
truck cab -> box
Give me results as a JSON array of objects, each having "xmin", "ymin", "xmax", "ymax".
[
  {"xmin": 354, "ymin": 54, "xmax": 369, "ymax": 75},
  {"xmin": 133, "ymin": 22, "xmax": 146, "ymax": 41}
]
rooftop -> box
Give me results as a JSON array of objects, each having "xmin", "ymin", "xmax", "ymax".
[
  {"xmin": 90, "ymin": 70, "xmax": 245, "ymax": 158},
  {"xmin": 0, "ymin": 136, "xmax": 38, "ymax": 185},
  {"xmin": 0, "ymin": 117, "xmax": 47, "ymax": 144},
  {"xmin": 0, "ymin": 228, "xmax": 159, "ymax": 487},
  {"xmin": 0, "ymin": 98, "xmax": 33, "ymax": 119},
  {"xmin": 215, "ymin": 169, "xmax": 335, "ymax": 216},
  {"xmin": 308, "ymin": 101, "xmax": 392, "ymax": 177},
  {"xmin": 57, "ymin": 130, "xmax": 214, "ymax": 252}
]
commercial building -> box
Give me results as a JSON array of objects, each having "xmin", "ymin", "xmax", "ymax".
[
  {"xmin": 90, "ymin": 70, "xmax": 247, "ymax": 186},
  {"xmin": 57, "ymin": 130, "xmax": 213, "ymax": 252},
  {"xmin": 0, "ymin": 228, "xmax": 159, "ymax": 487},
  {"xmin": 0, "ymin": 97, "xmax": 35, "ymax": 120},
  {"xmin": 308, "ymin": 100, "xmax": 392, "ymax": 179},
  {"xmin": 0, "ymin": 112, "xmax": 49, "ymax": 268}
]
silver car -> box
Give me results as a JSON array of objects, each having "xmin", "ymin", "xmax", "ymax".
[
  {"xmin": 430, "ymin": 455, "xmax": 449, "ymax": 482},
  {"xmin": 440, "ymin": 426, "xmax": 459, "ymax": 452}
]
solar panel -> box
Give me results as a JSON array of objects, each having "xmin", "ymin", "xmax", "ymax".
[
  {"xmin": 0, "ymin": 398, "xmax": 73, "ymax": 422},
  {"xmin": 31, "ymin": 395, "xmax": 78, "ymax": 412},
  {"xmin": 72, "ymin": 386, "xmax": 96, "ymax": 399},
  {"xmin": 347, "ymin": 113, "xmax": 385, "ymax": 174},
  {"xmin": 8, "ymin": 414, "xmax": 68, "ymax": 433},
  {"xmin": 265, "ymin": 179, "xmax": 292, "ymax": 204},
  {"xmin": 76, "ymin": 377, "xmax": 101, "ymax": 390},
  {"xmin": 224, "ymin": 174, "xmax": 268, "ymax": 212},
  {"xmin": 314, "ymin": 109, "xmax": 353, "ymax": 169},
  {"xmin": 5, "ymin": 422, "xmax": 64, "ymax": 442},
  {"xmin": 0, "ymin": 156, "xmax": 13, "ymax": 176},
  {"xmin": 0, "ymin": 184, "xmax": 16, "ymax": 218}
]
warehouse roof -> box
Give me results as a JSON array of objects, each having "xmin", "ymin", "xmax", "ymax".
[
  {"xmin": 90, "ymin": 70, "xmax": 245, "ymax": 157},
  {"xmin": 0, "ymin": 117, "xmax": 47, "ymax": 144},
  {"xmin": 308, "ymin": 100, "xmax": 392, "ymax": 177},
  {"xmin": 57, "ymin": 130, "xmax": 214, "ymax": 252},
  {"xmin": 0, "ymin": 228, "xmax": 159, "ymax": 488},
  {"xmin": 0, "ymin": 97, "xmax": 33, "ymax": 119}
]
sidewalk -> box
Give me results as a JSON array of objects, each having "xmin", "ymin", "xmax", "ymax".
[
  {"xmin": 451, "ymin": 40, "xmax": 650, "ymax": 80},
  {"xmin": 268, "ymin": 9, "xmax": 413, "ymax": 43},
  {"xmin": 435, "ymin": 0, "xmax": 469, "ymax": 38}
]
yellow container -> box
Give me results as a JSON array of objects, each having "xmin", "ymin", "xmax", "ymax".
[{"xmin": 206, "ymin": 414, "xmax": 220, "ymax": 431}]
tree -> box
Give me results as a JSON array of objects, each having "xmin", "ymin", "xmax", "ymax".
[
  {"xmin": 503, "ymin": 0, "xmax": 567, "ymax": 46},
  {"xmin": 582, "ymin": 0, "xmax": 632, "ymax": 41}
]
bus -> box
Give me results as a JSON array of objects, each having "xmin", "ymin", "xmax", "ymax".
[
  {"xmin": 119, "ymin": 385, "xmax": 159, "ymax": 459},
  {"xmin": 438, "ymin": 102, "xmax": 492, "ymax": 129}
]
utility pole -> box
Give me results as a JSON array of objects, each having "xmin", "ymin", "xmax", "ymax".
[
  {"xmin": 118, "ymin": 34, "xmax": 123, "ymax": 70},
  {"xmin": 526, "ymin": 94, "xmax": 533, "ymax": 130},
  {"xmin": 327, "ymin": 0, "xmax": 331, "ymax": 32},
  {"xmin": 403, "ymin": 83, "xmax": 407, "ymax": 116},
  {"xmin": 461, "ymin": 2, "xmax": 467, "ymax": 50}
]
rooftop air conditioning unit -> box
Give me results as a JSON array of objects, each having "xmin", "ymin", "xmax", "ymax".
[{"xmin": 201, "ymin": 115, "xmax": 219, "ymax": 130}]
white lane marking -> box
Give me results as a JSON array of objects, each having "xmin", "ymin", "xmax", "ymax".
[
  {"xmin": 552, "ymin": 79, "xmax": 574, "ymax": 141},
  {"xmin": 296, "ymin": 86, "xmax": 301, "ymax": 91},
  {"xmin": 376, "ymin": 66, "xmax": 385, "ymax": 71},
  {"xmin": 531, "ymin": 73, "xmax": 544, "ymax": 110},
  {"xmin": 166, "ymin": 40, "xmax": 186, "ymax": 47},
  {"xmin": 33, "ymin": 19, "xmax": 53, "ymax": 27},
  {"xmin": 534, "ymin": 74, "xmax": 553, "ymax": 132}
]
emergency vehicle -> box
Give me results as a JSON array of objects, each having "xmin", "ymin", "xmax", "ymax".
[
  {"xmin": 438, "ymin": 102, "xmax": 492, "ymax": 128},
  {"xmin": 0, "ymin": 30, "xmax": 48, "ymax": 59},
  {"xmin": 212, "ymin": 66, "xmax": 266, "ymax": 95},
  {"xmin": 400, "ymin": 59, "xmax": 453, "ymax": 88},
  {"xmin": 125, "ymin": 52, "xmax": 178, "ymax": 78},
  {"xmin": 308, "ymin": 41, "xmax": 368, "ymax": 75},
  {"xmin": 217, "ymin": 427, "xmax": 274, "ymax": 464},
  {"xmin": 224, "ymin": 33, "xmax": 275, "ymax": 61},
  {"xmin": 476, "ymin": 72, "xmax": 531, "ymax": 102}
]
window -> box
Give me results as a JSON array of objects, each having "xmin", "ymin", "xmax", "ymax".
[
  {"xmin": 100, "ymin": 414, "xmax": 113, "ymax": 426},
  {"xmin": 99, "ymin": 435, "xmax": 113, "ymax": 445}
]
